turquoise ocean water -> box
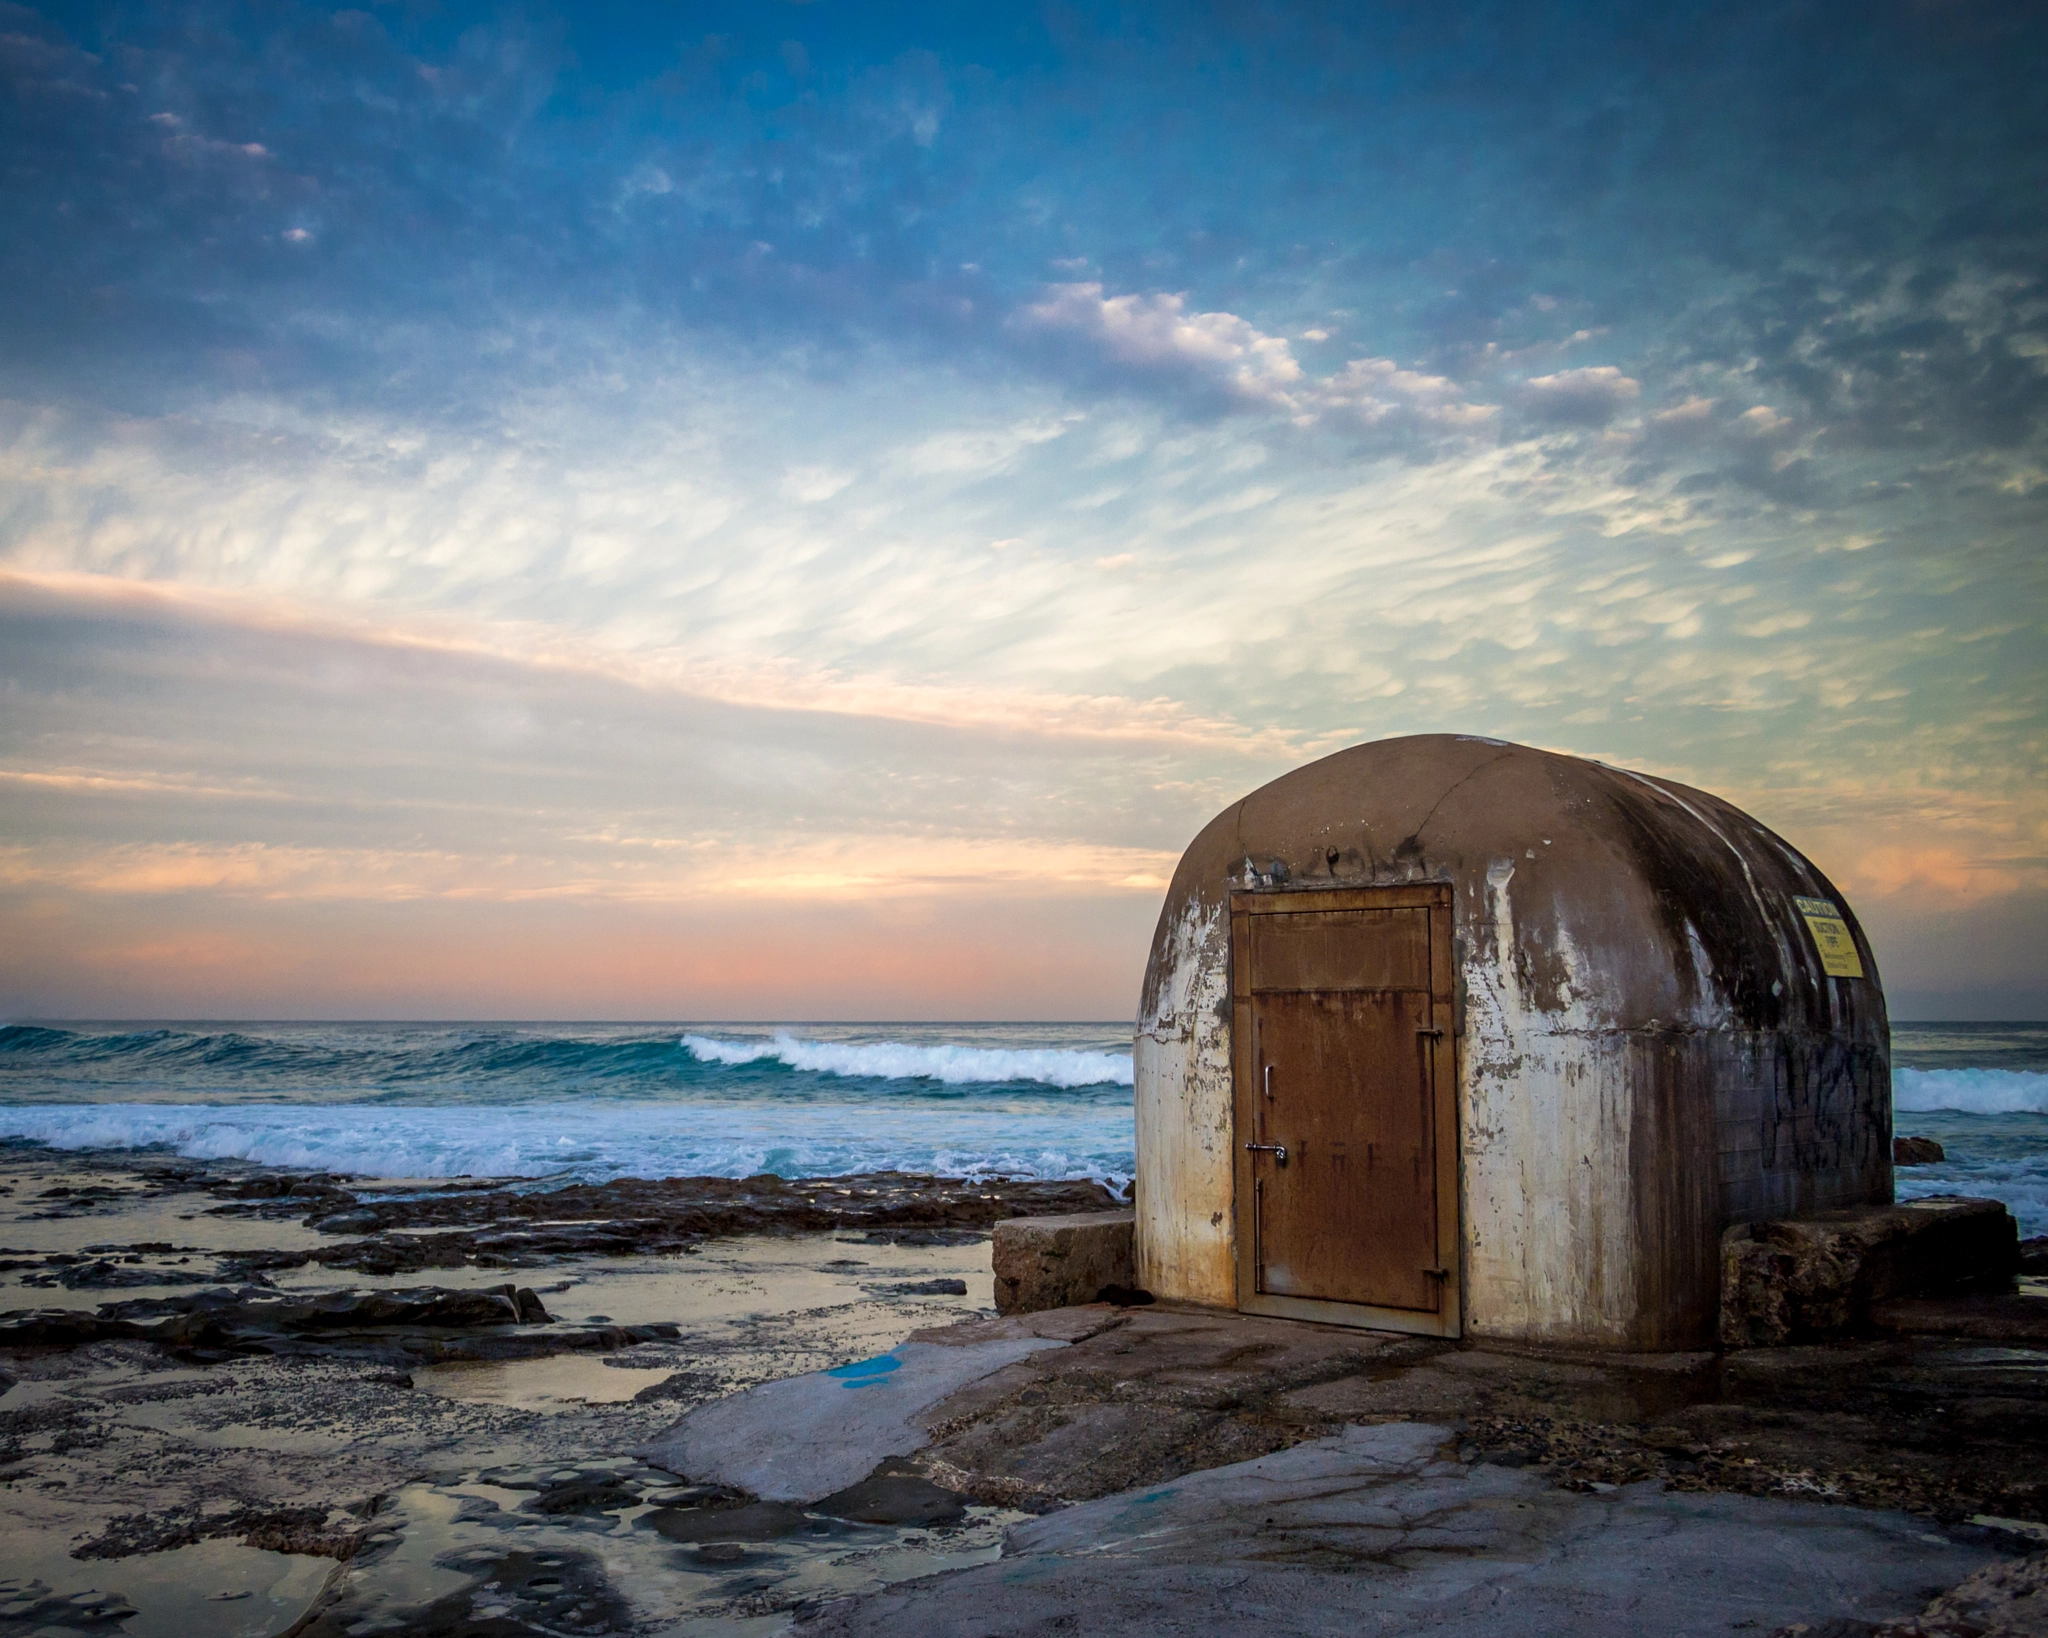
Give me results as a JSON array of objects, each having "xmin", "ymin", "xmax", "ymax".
[{"xmin": 0, "ymin": 1020, "xmax": 2041, "ymax": 1234}]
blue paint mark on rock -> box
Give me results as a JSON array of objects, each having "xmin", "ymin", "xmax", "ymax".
[{"xmin": 828, "ymin": 1354, "xmax": 903, "ymax": 1388}]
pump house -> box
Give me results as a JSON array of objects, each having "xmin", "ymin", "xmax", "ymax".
[{"xmin": 1133, "ymin": 735, "xmax": 1890, "ymax": 1350}]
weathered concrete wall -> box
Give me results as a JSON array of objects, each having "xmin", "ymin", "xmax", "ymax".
[
  {"xmin": 1133, "ymin": 735, "xmax": 1891, "ymax": 1350},
  {"xmin": 1132, "ymin": 896, "xmax": 1236, "ymax": 1308}
]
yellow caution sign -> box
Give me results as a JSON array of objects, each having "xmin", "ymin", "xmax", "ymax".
[{"xmin": 1794, "ymin": 896, "xmax": 1864, "ymax": 978}]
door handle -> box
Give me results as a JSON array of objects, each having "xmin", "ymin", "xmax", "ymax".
[
  {"xmin": 1416, "ymin": 1027, "xmax": 1444, "ymax": 1039},
  {"xmin": 1244, "ymin": 1142, "xmax": 1288, "ymax": 1164}
]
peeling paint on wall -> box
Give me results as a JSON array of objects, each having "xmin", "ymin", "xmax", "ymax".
[{"xmin": 1134, "ymin": 894, "xmax": 1236, "ymax": 1306}]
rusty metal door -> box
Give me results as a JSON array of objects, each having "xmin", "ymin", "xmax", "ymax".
[{"xmin": 1231, "ymin": 885, "xmax": 1459, "ymax": 1336}]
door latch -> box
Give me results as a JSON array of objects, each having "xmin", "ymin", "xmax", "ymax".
[
  {"xmin": 1416, "ymin": 1026, "xmax": 1445, "ymax": 1039},
  {"xmin": 1243, "ymin": 1142, "xmax": 1288, "ymax": 1165}
]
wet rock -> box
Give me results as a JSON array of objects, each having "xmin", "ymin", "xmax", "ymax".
[
  {"xmin": 1889, "ymin": 1549, "xmax": 2048, "ymax": 1636},
  {"xmin": 520, "ymin": 1476, "xmax": 645, "ymax": 1516},
  {"xmin": 294, "ymin": 1546, "xmax": 630, "ymax": 1638},
  {"xmin": 0, "ymin": 1310, "xmax": 152, "ymax": 1348},
  {"xmin": 70, "ymin": 1512, "xmax": 209, "ymax": 1559},
  {"xmin": 1894, "ymin": 1137, "xmax": 1946, "ymax": 1166},
  {"xmin": 632, "ymin": 1369, "xmax": 723, "ymax": 1405},
  {"xmin": 2021, "ymin": 1238, "xmax": 2048, "ymax": 1277},
  {"xmin": 0, "ymin": 1280, "xmax": 595, "ymax": 1362},
  {"xmin": 814, "ymin": 1469, "xmax": 970, "ymax": 1528},
  {"xmin": 303, "ymin": 1207, "xmax": 381, "ymax": 1234},
  {"xmin": 1870, "ymin": 1293, "xmax": 2048, "ymax": 1344},
  {"xmin": 873, "ymin": 1278, "xmax": 969, "ymax": 1296},
  {"xmin": 0, "ymin": 1578, "xmax": 135, "ymax": 1627},
  {"xmin": 305, "ymin": 1170, "xmax": 1116, "ymax": 1239},
  {"xmin": 364, "ymin": 1369, "xmax": 414, "ymax": 1388},
  {"xmin": 56, "ymin": 1260, "xmax": 229, "ymax": 1290},
  {"xmin": 1768, "ymin": 1550, "xmax": 2048, "ymax": 1637},
  {"xmin": 240, "ymin": 1506, "xmax": 369, "ymax": 1558},
  {"xmin": 231, "ymin": 1171, "xmax": 1108, "ymax": 1270},
  {"xmin": 644, "ymin": 1499, "xmax": 819, "ymax": 1542},
  {"xmin": 992, "ymin": 1210, "xmax": 1134, "ymax": 1316},
  {"xmin": 412, "ymin": 1322, "xmax": 678, "ymax": 1365},
  {"xmin": 1722, "ymin": 1198, "xmax": 2021, "ymax": 1346},
  {"xmin": 73, "ymin": 1503, "xmax": 365, "ymax": 1561},
  {"xmin": 641, "ymin": 1482, "xmax": 752, "ymax": 1510},
  {"xmin": 205, "ymin": 1174, "xmax": 357, "ymax": 1218},
  {"xmin": 855, "ymin": 1228, "xmax": 989, "ymax": 1247},
  {"xmin": 194, "ymin": 1170, "xmax": 1115, "ymax": 1279}
]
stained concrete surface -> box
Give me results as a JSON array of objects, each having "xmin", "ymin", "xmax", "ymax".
[
  {"xmin": 887, "ymin": 1304, "xmax": 2048, "ymax": 1524},
  {"xmin": 641, "ymin": 1336, "xmax": 1066, "ymax": 1502},
  {"xmin": 803, "ymin": 1422, "xmax": 2005, "ymax": 1638}
]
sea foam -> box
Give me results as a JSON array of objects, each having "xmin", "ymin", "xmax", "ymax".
[
  {"xmin": 1895, "ymin": 1067, "xmax": 2048, "ymax": 1115},
  {"xmin": 0, "ymin": 1100, "xmax": 1135, "ymax": 1188},
  {"xmin": 680, "ymin": 1032, "xmax": 1134, "ymax": 1088}
]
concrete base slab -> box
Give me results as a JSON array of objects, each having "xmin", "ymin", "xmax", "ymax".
[
  {"xmin": 992, "ymin": 1211, "xmax": 1135, "ymax": 1315},
  {"xmin": 1723, "ymin": 1197, "xmax": 2020, "ymax": 1346},
  {"xmin": 640, "ymin": 1336, "xmax": 1065, "ymax": 1502},
  {"xmin": 805, "ymin": 1422, "xmax": 2009, "ymax": 1638},
  {"xmin": 1873, "ymin": 1290, "xmax": 2048, "ymax": 1343}
]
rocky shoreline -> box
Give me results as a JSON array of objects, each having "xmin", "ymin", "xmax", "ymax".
[
  {"xmin": 1, "ymin": 1153, "xmax": 1116, "ymax": 1381},
  {"xmin": 3, "ymin": 1145, "xmax": 2046, "ymax": 1636}
]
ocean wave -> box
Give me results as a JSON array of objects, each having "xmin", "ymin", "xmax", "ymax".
[
  {"xmin": 0, "ymin": 1101, "xmax": 1135, "ymax": 1188},
  {"xmin": 0, "ymin": 1024, "xmax": 1137, "ymax": 1102},
  {"xmin": 0, "ymin": 1023, "xmax": 696, "ymax": 1088},
  {"xmin": 1895, "ymin": 1067, "xmax": 2048, "ymax": 1115},
  {"xmin": 1895, "ymin": 1160, "xmax": 2048, "ymax": 1239},
  {"xmin": 681, "ymin": 1032, "xmax": 1134, "ymax": 1089}
]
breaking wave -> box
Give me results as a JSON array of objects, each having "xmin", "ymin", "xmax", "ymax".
[
  {"xmin": 1895, "ymin": 1068, "xmax": 2048, "ymax": 1115},
  {"xmin": 681, "ymin": 1032, "xmax": 1132, "ymax": 1089},
  {"xmin": 0, "ymin": 1022, "xmax": 1139, "ymax": 1186},
  {"xmin": 0, "ymin": 1023, "xmax": 1134, "ymax": 1103}
]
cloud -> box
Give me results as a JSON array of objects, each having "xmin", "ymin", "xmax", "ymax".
[
  {"xmin": 1015, "ymin": 284, "xmax": 1304, "ymax": 407},
  {"xmin": 1317, "ymin": 356, "xmax": 1498, "ymax": 434},
  {"xmin": 1013, "ymin": 290, "xmax": 1500, "ymax": 442},
  {"xmin": 1518, "ymin": 366, "xmax": 1642, "ymax": 426},
  {"xmin": 1650, "ymin": 397, "xmax": 1717, "ymax": 436},
  {"xmin": 780, "ymin": 465, "xmax": 855, "ymax": 503},
  {"xmin": 0, "ymin": 0, "xmax": 2043, "ymax": 1015}
]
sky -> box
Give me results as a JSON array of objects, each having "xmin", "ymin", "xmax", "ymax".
[{"xmin": 0, "ymin": 0, "xmax": 2043, "ymax": 1022}]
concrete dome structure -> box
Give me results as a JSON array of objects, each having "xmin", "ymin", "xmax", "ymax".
[{"xmin": 1134, "ymin": 735, "xmax": 1889, "ymax": 1350}]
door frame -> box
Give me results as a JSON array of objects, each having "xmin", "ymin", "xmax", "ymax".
[{"xmin": 1230, "ymin": 883, "xmax": 1461, "ymax": 1338}]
